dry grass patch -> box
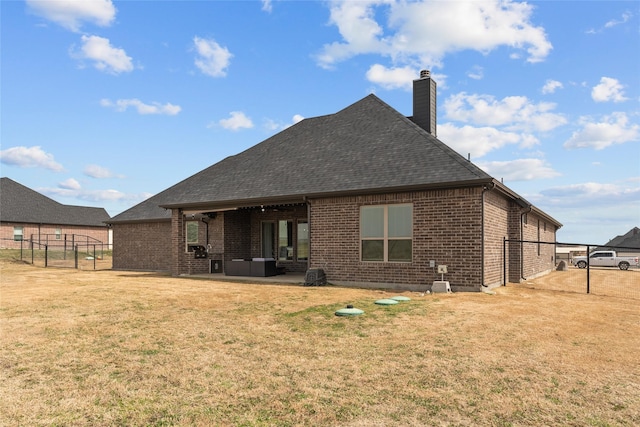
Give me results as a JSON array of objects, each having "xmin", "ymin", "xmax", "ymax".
[{"xmin": 1, "ymin": 258, "xmax": 639, "ymax": 426}]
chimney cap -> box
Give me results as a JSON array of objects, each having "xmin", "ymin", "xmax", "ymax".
[{"xmin": 420, "ymin": 69, "xmax": 430, "ymax": 79}]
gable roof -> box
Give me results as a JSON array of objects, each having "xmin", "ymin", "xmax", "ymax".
[
  {"xmin": 0, "ymin": 177, "xmax": 110, "ymax": 227},
  {"xmin": 599, "ymin": 227, "xmax": 640, "ymax": 249},
  {"xmin": 109, "ymin": 94, "xmax": 557, "ymax": 226}
]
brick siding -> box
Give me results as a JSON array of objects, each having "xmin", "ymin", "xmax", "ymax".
[
  {"xmin": 112, "ymin": 221, "xmax": 171, "ymax": 271},
  {"xmin": 1, "ymin": 222, "xmax": 109, "ymax": 250},
  {"xmin": 308, "ymin": 188, "xmax": 486, "ymax": 290},
  {"xmin": 112, "ymin": 188, "xmax": 557, "ymax": 290}
]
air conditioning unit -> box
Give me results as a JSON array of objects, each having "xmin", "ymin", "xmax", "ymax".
[{"xmin": 304, "ymin": 268, "xmax": 326, "ymax": 286}]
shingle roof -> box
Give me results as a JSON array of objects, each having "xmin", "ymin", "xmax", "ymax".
[
  {"xmin": 109, "ymin": 94, "xmax": 496, "ymax": 223},
  {"xmin": 0, "ymin": 177, "xmax": 110, "ymax": 226},
  {"xmin": 601, "ymin": 227, "xmax": 640, "ymax": 249}
]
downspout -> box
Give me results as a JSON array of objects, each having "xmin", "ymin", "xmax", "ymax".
[
  {"xmin": 201, "ymin": 216, "xmax": 209, "ymax": 247},
  {"xmin": 481, "ymin": 182, "xmax": 496, "ymax": 289}
]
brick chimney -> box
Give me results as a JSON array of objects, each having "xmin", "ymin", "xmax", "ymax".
[{"xmin": 412, "ymin": 70, "xmax": 437, "ymax": 137}]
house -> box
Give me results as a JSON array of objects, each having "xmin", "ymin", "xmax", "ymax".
[
  {"xmin": 0, "ymin": 177, "xmax": 111, "ymax": 249},
  {"xmin": 596, "ymin": 227, "xmax": 640, "ymax": 257},
  {"xmin": 108, "ymin": 71, "xmax": 561, "ymax": 291}
]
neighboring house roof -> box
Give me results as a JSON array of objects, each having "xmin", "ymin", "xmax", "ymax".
[
  {"xmin": 0, "ymin": 177, "xmax": 110, "ymax": 227},
  {"xmin": 598, "ymin": 227, "xmax": 640, "ymax": 249},
  {"xmin": 109, "ymin": 94, "xmax": 560, "ymax": 227}
]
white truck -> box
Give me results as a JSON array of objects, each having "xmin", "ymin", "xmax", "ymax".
[{"xmin": 572, "ymin": 251, "xmax": 638, "ymax": 270}]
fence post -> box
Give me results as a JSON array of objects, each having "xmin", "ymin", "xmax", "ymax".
[
  {"xmin": 586, "ymin": 245, "xmax": 590, "ymax": 294},
  {"xmin": 45, "ymin": 244, "xmax": 48, "ymax": 267},
  {"xmin": 75, "ymin": 245, "xmax": 78, "ymax": 269},
  {"xmin": 93, "ymin": 245, "xmax": 96, "ymax": 270}
]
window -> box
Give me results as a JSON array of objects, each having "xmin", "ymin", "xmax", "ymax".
[
  {"xmin": 361, "ymin": 204, "xmax": 412, "ymax": 262},
  {"xmin": 278, "ymin": 220, "xmax": 293, "ymax": 261},
  {"xmin": 186, "ymin": 221, "xmax": 199, "ymax": 249},
  {"xmin": 13, "ymin": 227, "xmax": 23, "ymax": 241},
  {"xmin": 55, "ymin": 228, "xmax": 62, "ymax": 240},
  {"xmin": 297, "ymin": 220, "xmax": 309, "ymax": 261}
]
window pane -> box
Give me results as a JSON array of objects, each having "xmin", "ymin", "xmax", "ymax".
[
  {"xmin": 362, "ymin": 240, "xmax": 384, "ymax": 261},
  {"xmin": 388, "ymin": 205, "xmax": 412, "ymax": 238},
  {"xmin": 361, "ymin": 206, "xmax": 384, "ymax": 238},
  {"xmin": 186, "ymin": 222, "xmax": 199, "ymax": 244},
  {"xmin": 278, "ymin": 220, "xmax": 293, "ymax": 261},
  {"xmin": 297, "ymin": 221, "xmax": 309, "ymax": 261},
  {"xmin": 388, "ymin": 239, "xmax": 412, "ymax": 262},
  {"xmin": 13, "ymin": 227, "xmax": 23, "ymax": 241}
]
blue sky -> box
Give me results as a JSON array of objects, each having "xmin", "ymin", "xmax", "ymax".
[{"xmin": 1, "ymin": 0, "xmax": 639, "ymax": 245}]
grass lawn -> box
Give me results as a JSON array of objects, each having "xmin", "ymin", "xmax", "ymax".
[{"xmin": 1, "ymin": 257, "xmax": 638, "ymax": 426}]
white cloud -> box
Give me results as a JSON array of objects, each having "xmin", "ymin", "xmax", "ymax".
[
  {"xmin": 43, "ymin": 183, "xmax": 152, "ymax": 205},
  {"xmin": 262, "ymin": 0, "xmax": 273, "ymax": 13},
  {"xmin": 542, "ymin": 79, "xmax": 563, "ymax": 94},
  {"xmin": 264, "ymin": 114, "xmax": 305, "ymax": 132},
  {"xmin": 605, "ymin": 11, "xmax": 633, "ymax": 28},
  {"xmin": 84, "ymin": 164, "xmax": 122, "ymax": 179},
  {"xmin": 365, "ymin": 64, "xmax": 417, "ymax": 90},
  {"xmin": 100, "ymin": 98, "xmax": 181, "ymax": 115},
  {"xmin": 537, "ymin": 182, "xmax": 640, "ymax": 207},
  {"xmin": 58, "ymin": 178, "xmax": 81, "ymax": 190},
  {"xmin": 438, "ymin": 123, "xmax": 539, "ymax": 159},
  {"xmin": 26, "ymin": 0, "xmax": 116, "ymax": 32},
  {"xmin": 587, "ymin": 11, "xmax": 633, "ymax": 33},
  {"xmin": 73, "ymin": 35, "xmax": 134, "ymax": 74},
  {"xmin": 467, "ymin": 66, "xmax": 484, "ymax": 80},
  {"xmin": 591, "ymin": 77, "xmax": 628, "ymax": 103},
  {"xmin": 193, "ymin": 36, "xmax": 232, "ymax": 77},
  {"xmin": 477, "ymin": 158, "xmax": 560, "ymax": 181},
  {"xmin": 316, "ymin": 0, "xmax": 552, "ymax": 69},
  {"xmin": 0, "ymin": 146, "xmax": 64, "ymax": 172},
  {"xmin": 564, "ymin": 112, "xmax": 639, "ymax": 150},
  {"xmin": 443, "ymin": 92, "xmax": 567, "ymax": 132},
  {"xmin": 219, "ymin": 111, "xmax": 254, "ymax": 131}
]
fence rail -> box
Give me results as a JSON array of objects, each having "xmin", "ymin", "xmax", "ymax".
[
  {"xmin": 504, "ymin": 239, "xmax": 640, "ymax": 300},
  {"xmin": 1, "ymin": 238, "xmax": 112, "ymax": 270}
]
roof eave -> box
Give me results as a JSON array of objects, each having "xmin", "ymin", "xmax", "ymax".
[{"xmin": 159, "ymin": 179, "xmax": 496, "ymax": 212}]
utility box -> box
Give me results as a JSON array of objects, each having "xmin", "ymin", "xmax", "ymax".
[
  {"xmin": 432, "ymin": 280, "xmax": 452, "ymax": 293},
  {"xmin": 210, "ymin": 259, "xmax": 222, "ymax": 273}
]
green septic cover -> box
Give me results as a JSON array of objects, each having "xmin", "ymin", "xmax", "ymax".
[
  {"xmin": 391, "ymin": 296, "xmax": 411, "ymax": 301},
  {"xmin": 375, "ymin": 299, "xmax": 399, "ymax": 305},
  {"xmin": 335, "ymin": 307, "xmax": 364, "ymax": 316}
]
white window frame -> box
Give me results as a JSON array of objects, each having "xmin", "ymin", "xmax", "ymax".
[
  {"xmin": 185, "ymin": 221, "xmax": 199, "ymax": 251},
  {"xmin": 360, "ymin": 203, "xmax": 413, "ymax": 263},
  {"xmin": 13, "ymin": 227, "xmax": 24, "ymax": 241}
]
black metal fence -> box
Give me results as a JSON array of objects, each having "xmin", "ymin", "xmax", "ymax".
[
  {"xmin": 1, "ymin": 238, "xmax": 111, "ymax": 270},
  {"xmin": 504, "ymin": 239, "xmax": 640, "ymax": 300}
]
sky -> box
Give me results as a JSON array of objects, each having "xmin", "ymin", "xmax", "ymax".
[{"xmin": 1, "ymin": 0, "xmax": 639, "ymax": 246}]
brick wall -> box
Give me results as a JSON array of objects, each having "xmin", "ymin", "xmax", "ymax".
[
  {"xmin": 483, "ymin": 190, "xmax": 510, "ymax": 287},
  {"xmin": 1, "ymin": 222, "xmax": 109, "ymax": 250},
  {"xmin": 112, "ymin": 221, "xmax": 171, "ymax": 271},
  {"xmin": 171, "ymin": 210, "xmax": 225, "ymax": 276},
  {"xmin": 521, "ymin": 212, "xmax": 557, "ymax": 280},
  {"xmin": 309, "ymin": 188, "xmax": 486, "ymax": 290}
]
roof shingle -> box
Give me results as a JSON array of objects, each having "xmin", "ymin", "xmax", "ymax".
[
  {"xmin": 110, "ymin": 94, "xmax": 495, "ymax": 223},
  {"xmin": 0, "ymin": 177, "xmax": 110, "ymax": 226}
]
